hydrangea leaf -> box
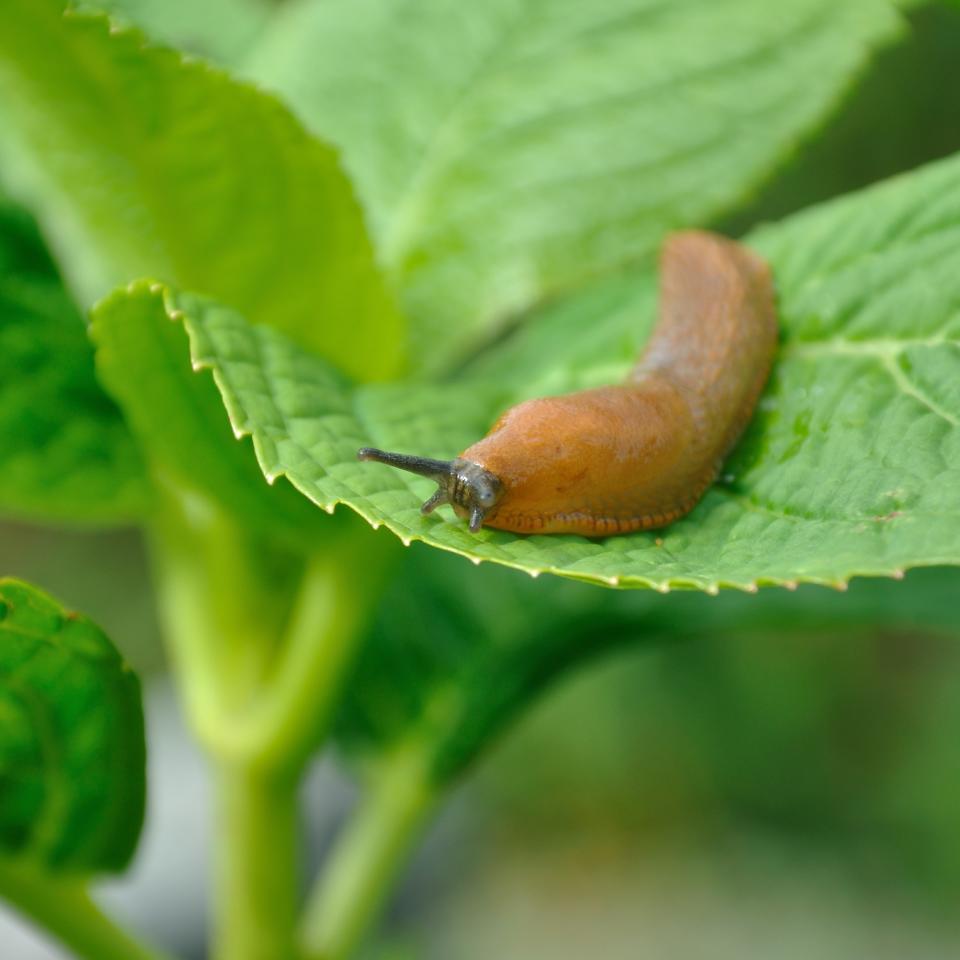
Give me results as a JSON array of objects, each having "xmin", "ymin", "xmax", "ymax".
[
  {"xmin": 76, "ymin": 0, "xmax": 271, "ymax": 64},
  {"xmin": 246, "ymin": 0, "xmax": 902, "ymax": 371},
  {"xmin": 100, "ymin": 150, "xmax": 960, "ymax": 592},
  {"xmin": 0, "ymin": 0, "xmax": 402, "ymax": 381},
  {"xmin": 90, "ymin": 284, "xmax": 329, "ymax": 549},
  {"xmin": 0, "ymin": 201, "xmax": 148, "ymax": 524},
  {"xmin": 0, "ymin": 578, "xmax": 145, "ymax": 872}
]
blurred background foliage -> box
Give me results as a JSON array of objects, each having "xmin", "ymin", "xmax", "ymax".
[{"xmin": 4, "ymin": 1, "xmax": 960, "ymax": 958}]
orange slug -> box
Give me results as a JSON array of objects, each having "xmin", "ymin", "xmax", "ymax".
[{"xmin": 359, "ymin": 230, "xmax": 777, "ymax": 536}]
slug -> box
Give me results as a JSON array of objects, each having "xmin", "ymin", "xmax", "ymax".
[{"xmin": 359, "ymin": 230, "xmax": 777, "ymax": 536}]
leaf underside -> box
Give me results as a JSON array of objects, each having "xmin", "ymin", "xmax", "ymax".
[
  {"xmin": 92, "ymin": 150, "xmax": 960, "ymax": 592},
  {"xmin": 0, "ymin": 579, "xmax": 145, "ymax": 872},
  {"xmin": 337, "ymin": 554, "xmax": 960, "ymax": 782}
]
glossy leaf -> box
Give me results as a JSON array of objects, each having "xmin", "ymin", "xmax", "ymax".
[
  {"xmin": 109, "ymin": 150, "xmax": 960, "ymax": 591},
  {"xmin": 247, "ymin": 0, "xmax": 902, "ymax": 370},
  {"xmin": 0, "ymin": 0, "xmax": 403, "ymax": 380},
  {"xmin": 0, "ymin": 201, "xmax": 148, "ymax": 523},
  {"xmin": 0, "ymin": 579, "xmax": 145, "ymax": 871}
]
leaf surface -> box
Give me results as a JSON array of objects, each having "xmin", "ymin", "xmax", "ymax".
[
  {"xmin": 0, "ymin": 201, "xmax": 148, "ymax": 523},
  {"xmin": 0, "ymin": 579, "xmax": 145, "ymax": 872},
  {"xmin": 246, "ymin": 0, "xmax": 902, "ymax": 370},
  {"xmin": 0, "ymin": 0, "xmax": 402, "ymax": 380},
  {"xmin": 106, "ymin": 151, "xmax": 960, "ymax": 590}
]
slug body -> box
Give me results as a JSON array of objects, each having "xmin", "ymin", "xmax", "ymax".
[{"xmin": 359, "ymin": 230, "xmax": 777, "ymax": 536}]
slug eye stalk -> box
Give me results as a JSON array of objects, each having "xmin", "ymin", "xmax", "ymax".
[{"xmin": 357, "ymin": 447, "xmax": 503, "ymax": 533}]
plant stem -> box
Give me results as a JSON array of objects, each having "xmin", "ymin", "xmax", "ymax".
[
  {"xmin": 0, "ymin": 859, "xmax": 171, "ymax": 960},
  {"xmin": 299, "ymin": 742, "xmax": 436, "ymax": 960},
  {"xmin": 213, "ymin": 763, "xmax": 300, "ymax": 960},
  {"xmin": 240, "ymin": 545, "xmax": 378, "ymax": 771},
  {"xmin": 148, "ymin": 482, "xmax": 301, "ymax": 754}
]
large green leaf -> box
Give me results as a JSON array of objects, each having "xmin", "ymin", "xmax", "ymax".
[
  {"xmin": 0, "ymin": 0, "xmax": 402, "ymax": 380},
  {"xmin": 246, "ymin": 0, "xmax": 902, "ymax": 370},
  {"xmin": 0, "ymin": 201, "xmax": 148, "ymax": 523},
  {"xmin": 336, "ymin": 553, "xmax": 960, "ymax": 783},
  {"xmin": 0, "ymin": 578, "xmax": 145, "ymax": 872},
  {"xmin": 104, "ymin": 149, "xmax": 960, "ymax": 591}
]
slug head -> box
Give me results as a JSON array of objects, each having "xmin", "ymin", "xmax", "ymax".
[{"xmin": 357, "ymin": 447, "xmax": 503, "ymax": 533}]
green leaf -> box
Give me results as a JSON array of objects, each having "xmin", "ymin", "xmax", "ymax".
[
  {"xmin": 127, "ymin": 149, "xmax": 960, "ymax": 591},
  {"xmin": 90, "ymin": 283, "xmax": 328, "ymax": 548},
  {"xmin": 76, "ymin": 0, "xmax": 272, "ymax": 64},
  {"xmin": 0, "ymin": 578, "xmax": 145, "ymax": 872},
  {"xmin": 246, "ymin": 0, "xmax": 902, "ymax": 371},
  {"xmin": 0, "ymin": 201, "xmax": 149, "ymax": 523},
  {"xmin": 0, "ymin": 0, "xmax": 403, "ymax": 381},
  {"xmin": 336, "ymin": 555, "xmax": 960, "ymax": 783}
]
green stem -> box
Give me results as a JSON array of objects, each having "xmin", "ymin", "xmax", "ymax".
[
  {"xmin": 151, "ymin": 482, "xmax": 398, "ymax": 959},
  {"xmin": 148, "ymin": 481, "xmax": 301, "ymax": 754},
  {"xmin": 239, "ymin": 546, "xmax": 377, "ymax": 771},
  {"xmin": 0, "ymin": 859, "xmax": 171, "ymax": 960},
  {"xmin": 213, "ymin": 763, "xmax": 299, "ymax": 960},
  {"xmin": 299, "ymin": 742, "xmax": 437, "ymax": 960}
]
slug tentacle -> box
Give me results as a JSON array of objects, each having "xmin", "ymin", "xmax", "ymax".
[
  {"xmin": 419, "ymin": 488, "xmax": 448, "ymax": 516},
  {"xmin": 356, "ymin": 447, "xmax": 452, "ymax": 479},
  {"xmin": 357, "ymin": 447, "xmax": 503, "ymax": 531}
]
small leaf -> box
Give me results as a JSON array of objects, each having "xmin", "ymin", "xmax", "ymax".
[
  {"xmin": 90, "ymin": 283, "xmax": 328, "ymax": 548},
  {"xmin": 0, "ymin": 200, "xmax": 149, "ymax": 524},
  {"xmin": 0, "ymin": 0, "xmax": 403, "ymax": 380},
  {"xmin": 138, "ymin": 149, "xmax": 960, "ymax": 591},
  {"xmin": 246, "ymin": 0, "xmax": 903, "ymax": 370},
  {"xmin": 0, "ymin": 578, "xmax": 145, "ymax": 872}
]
